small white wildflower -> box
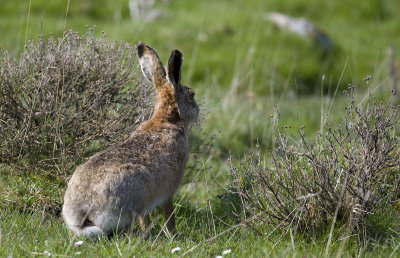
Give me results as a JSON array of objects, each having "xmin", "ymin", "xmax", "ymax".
[
  {"xmin": 74, "ymin": 240, "xmax": 84, "ymax": 247},
  {"xmin": 216, "ymin": 256, "xmax": 223, "ymax": 258},
  {"xmin": 171, "ymin": 247, "xmax": 182, "ymax": 254},
  {"xmin": 43, "ymin": 250, "xmax": 52, "ymax": 256},
  {"xmin": 75, "ymin": 251, "xmax": 82, "ymax": 255},
  {"xmin": 348, "ymin": 122, "xmax": 354, "ymax": 129},
  {"xmin": 222, "ymin": 249, "xmax": 232, "ymax": 254}
]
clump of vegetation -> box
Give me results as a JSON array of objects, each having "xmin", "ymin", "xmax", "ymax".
[
  {"xmin": 228, "ymin": 81, "xmax": 400, "ymax": 240},
  {"xmin": 0, "ymin": 28, "xmax": 153, "ymax": 172}
]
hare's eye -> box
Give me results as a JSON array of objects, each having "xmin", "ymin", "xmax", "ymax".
[{"xmin": 189, "ymin": 92, "xmax": 195, "ymax": 98}]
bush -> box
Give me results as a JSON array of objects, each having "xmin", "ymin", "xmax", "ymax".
[
  {"xmin": 228, "ymin": 81, "xmax": 400, "ymax": 239},
  {"xmin": 0, "ymin": 28, "xmax": 152, "ymax": 172}
]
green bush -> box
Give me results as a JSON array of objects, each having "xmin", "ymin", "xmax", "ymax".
[
  {"xmin": 0, "ymin": 28, "xmax": 152, "ymax": 172},
  {"xmin": 228, "ymin": 82, "xmax": 400, "ymax": 240}
]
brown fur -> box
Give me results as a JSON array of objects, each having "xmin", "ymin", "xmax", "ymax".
[{"xmin": 62, "ymin": 42, "xmax": 199, "ymax": 237}]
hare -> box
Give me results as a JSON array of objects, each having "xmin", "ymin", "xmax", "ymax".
[{"xmin": 62, "ymin": 42, "xmax": 199, "ymax": 238}]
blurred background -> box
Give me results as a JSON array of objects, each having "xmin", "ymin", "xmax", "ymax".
[
  {"xmin": 0, "ymin": 1, "xmax": 400, "ymax": 255},
  {"xmin": 0, "ymin": 0, "xmax": 399, "ymax": 155}
]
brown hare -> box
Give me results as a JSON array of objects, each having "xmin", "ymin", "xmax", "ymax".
[{"xmin": 62, "ymin": 42, "xmax": 199, "ymax": 238}]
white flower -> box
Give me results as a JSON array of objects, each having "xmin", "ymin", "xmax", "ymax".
[
  {"xmin": 216, "ymin": 256, "xmax": 223, "ymax": 258},
  {"xmin": 222, "ymin": 249, "xmax": 232, "ymax": 254},
  {"xmin": 75, "ymin": 251, "xmax": 82, "ymax": 255},
  {"xmin": 171, "ymin": 247, "xmax": 182, "ymax": 254},
  {"xmin": 347, "ymin": 122, "xmax": 354, "ymax": 129},
  {"xmin": 74, "ymin": 240, "xmax": 84, "ymax": 247},
  {"xmin": 43, "ymin": 250, "xmax": 52, "ymax": 256}
]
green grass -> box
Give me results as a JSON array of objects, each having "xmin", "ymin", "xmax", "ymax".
[
  {"xmin": 1, "ymin": 0, "xmax": 400, "ymax": 256},
  {"xmin": 2, "ymin": 0, "xmax": 399, "ymax": 88},
  {"xmin": 2, "ymin": 205, "xmax": 400, "ymax": 257}
]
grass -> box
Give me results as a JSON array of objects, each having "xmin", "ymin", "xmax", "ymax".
[
  {"xmin": 1, "ymin": 0, "xmax": 400, "ymax": 256},
  {"xmin": 2, "ymin": 206, "xmax": 400, "ymax": 257}
]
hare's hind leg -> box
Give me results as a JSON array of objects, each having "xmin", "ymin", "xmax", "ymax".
[
  {"xmin": 162, "ymin": 196, "xmax": 176, "ymax": 234},
  {"xmin": 139, "ymin": 213, "xmax": 151, "ymax": 237},
  {"xmin": 140, "ymin": 214, "xmax": 151, "ymax": 230}
]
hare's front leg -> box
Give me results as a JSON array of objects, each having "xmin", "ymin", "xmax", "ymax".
[
  {"xmin": 163, "ymin": 196, "xmax": 176, "ymax": 234},
  {"xmin": 139, "ymin": 214, "xmax": 151, "ymax": 236}
]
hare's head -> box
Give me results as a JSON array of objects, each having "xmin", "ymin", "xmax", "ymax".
[{"xmin": 137, "ymin": 42, "xmax": 199, "ymax": 126}]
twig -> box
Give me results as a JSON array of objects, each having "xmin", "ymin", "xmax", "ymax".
[{"xmin": 24, "ymin": 0, "xmax": 32, "ymax": 52}]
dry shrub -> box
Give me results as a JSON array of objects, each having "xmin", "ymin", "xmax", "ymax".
[
  {"xmin": 0, "ymin": 28, "xmax": 152, "ymax": 172},
  {"xmin": 229, "ymin": 82, "xmax": 400, "ymax": 237}
]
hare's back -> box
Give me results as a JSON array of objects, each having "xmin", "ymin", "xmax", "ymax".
[
  {"xmin": 86, "ymin": 133, "xmax": 164, "ymax": 170},
  {"xmin": 67, "ymin": 126, "xmax": 188, "ymax": 194},
  {"xmin": 68, "ymin": 129, "xmax": 186, "ymax": 191},
  {"xmin": 84, "ymin": 128, "xmax": 187, "ymax": 173}
]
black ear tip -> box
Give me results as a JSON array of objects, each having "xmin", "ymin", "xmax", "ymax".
[
  {"xmin": 171, "ymin": 49, "xmax": 183, "ymax": 59},
  {"xmin": 137, "ymin": 42, "xmax": 146, "ymax": 58}
]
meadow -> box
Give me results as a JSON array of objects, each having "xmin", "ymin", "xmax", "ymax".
[{"xmin": 1, "ymin": 0, "xmax": 399, "ymax": 256}]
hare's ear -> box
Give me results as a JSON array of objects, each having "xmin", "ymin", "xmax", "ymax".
[
  {"xmin": 167, "ymin": 49, "xmax": 183, "ymax": 88},
  {"xmin": 137, "ymin": 42, "xmax": 167, "ymax": 87}
]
